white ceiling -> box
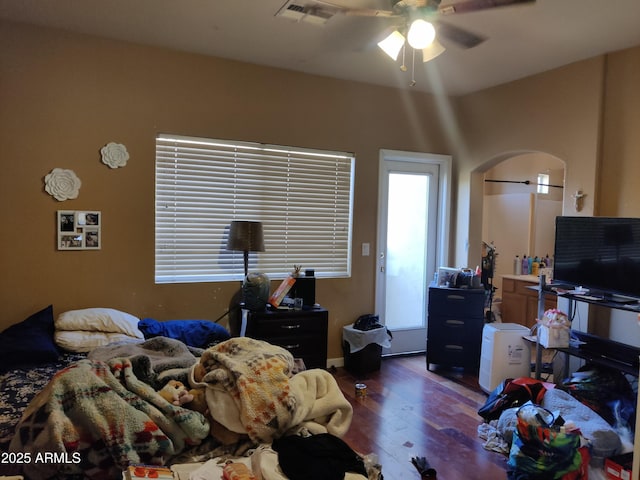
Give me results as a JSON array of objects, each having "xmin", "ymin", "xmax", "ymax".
[{"xmin": 2, "ymin": 0, "xmax": 640, "ymax": 96}]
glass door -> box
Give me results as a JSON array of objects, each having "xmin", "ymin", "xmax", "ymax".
[{"xmin": 376, "ymin": 151, "xmax": 450, "ymax": 354}]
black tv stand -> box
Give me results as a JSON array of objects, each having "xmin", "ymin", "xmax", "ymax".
[
  {"xmin": 544, "ymin": 282, "xmax": 640, "ymax": 305},
  {"xmin": 556, "ymin": 330, "xmax": 640, "ymax": 376},
  {"xmin": 531, "ymin": 278, "xmax": 640, "ymax": 378},
  {"xmin": 606, "ymin": 293, "xmax": 640, "ymax": 305}
]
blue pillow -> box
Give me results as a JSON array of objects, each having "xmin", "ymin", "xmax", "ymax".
[
  {"xmin": 0, "ymin": 305, "xmax": 60, "ymax": 371},
  {"xmin": 138, "ymin": 318, "xmax": 230, "ymax": 349}
]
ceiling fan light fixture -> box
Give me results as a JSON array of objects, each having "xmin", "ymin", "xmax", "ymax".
[
  {"xmin": 422, "ymin": 38, "xmax": 446, "ymax": 62},
  {"xmin": 407, "ymin": 19, "xmax": 436, "ymax": 49},
  {"xmin": 377, "ymin": 30, "xmax": 406, "ymax": 60}
]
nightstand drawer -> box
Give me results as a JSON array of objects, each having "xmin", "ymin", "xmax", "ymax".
[
  {"xmin": 263, "ymin": 333, "xmax": 325, "ymax": 368},
  {"xmin": 248, "ymin": 315, "xmax": 326, "ymax": 338},
  {"xmin": 245, "ymin": 308, "xmax": 328, "ymax": 370}
]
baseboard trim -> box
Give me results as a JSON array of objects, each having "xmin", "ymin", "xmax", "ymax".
[{"xmin": 327, "ymin": 356, "xmax": 344, "ymax": 369}]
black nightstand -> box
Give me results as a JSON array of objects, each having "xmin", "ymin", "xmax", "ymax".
[{"xmin": 244, "ymin": 307, "xmax": 328, "ymax": 369}]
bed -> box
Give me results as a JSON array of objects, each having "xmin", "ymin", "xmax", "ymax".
[
  {"xmin": 0, "ymin": 305, "xmax": 365, "ymax": 480},
  {"xmin": 0, "ymin": 351, "xmax": 86, "ymax": 453}
]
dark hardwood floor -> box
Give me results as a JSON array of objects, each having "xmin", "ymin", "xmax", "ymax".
[{"xmin": 333, "ymin": 355, "xmax": 509, "ymax": 480}]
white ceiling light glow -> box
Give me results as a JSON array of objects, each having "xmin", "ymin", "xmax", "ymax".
[
  {"xmin": 377, "ymin": 30, "xmax": 406, "ymax": 61},
  {"xmin": 407, "ymin": 19, "xmax": 436, "ymax": 49},
  {"xmin": 422, "ymin": 38, "xmax": 446, "ymax": 62}
]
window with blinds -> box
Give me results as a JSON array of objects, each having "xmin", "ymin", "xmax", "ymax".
[{"xmin": 155, "ymin": 134, "xmax": 355, "ymax": 284}]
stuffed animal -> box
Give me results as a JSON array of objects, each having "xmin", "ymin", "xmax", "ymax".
[
  {"xmin": 183, "ymin": 384, "xmax": 244, "ymax": 444},
  {"xmin": 158, "ymin": 380, "xmax": 194, "ymax": 406},
  {"xmin": 185, "ymin": 387, "xmax": 208, "ymax": 415}
]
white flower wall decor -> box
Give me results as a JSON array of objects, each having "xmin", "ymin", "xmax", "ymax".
[
  {"xmin": 100, "ymin": 142, "xmax": 129, "ymax": 169},
  {"xmin": 44, "ymin": 168, "xmax": 82, "ymax": 201}
]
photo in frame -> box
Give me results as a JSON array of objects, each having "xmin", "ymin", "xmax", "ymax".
[{"xmin": 57, "ymin": 210, "xmax": 101, "ymax": 250}]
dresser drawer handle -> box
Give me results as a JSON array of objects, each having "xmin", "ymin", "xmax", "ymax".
[
  {"xmin": 281, "ymin": 324, "xmax": 301, "ymax": 329},
  {"xmin": 445, "ymin": 319, "xmax": 465, "ymax": 326},
  {"xmin": 284, "ymin": 344, "xmax": 301, "ymax": 350},
  {"xmin": 446, "ymin": 295, "xmax": 465, "ymax": 301}
]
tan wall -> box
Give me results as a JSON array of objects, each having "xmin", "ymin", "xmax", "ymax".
[
  {"xmin": 2, "ymin": 19, "xmax": 640, "ymax": 357},
  {"xmin": 482, "ymin": 154, "xmax": 564, "ymax": 293},
  {"xmin": 454, "ymin": 57, "xmax": 606, "ymax": 271},
  {"xmin": 457, "ymin": 46, "xmax": 640, "ymax": 267},
  {"xmin": 599, "ymin": 47, "xmax": 640, "ymax": 216},
  {"xmin": 456, "ymin": 46, "xmax": 640, "ymax": 344},
  {"xmin": 0, "ymin": 21, "xmax": 451, "ymax": 360}
]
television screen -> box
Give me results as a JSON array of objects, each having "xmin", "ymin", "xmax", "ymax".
[{"xmin": 553, "ymin": 216, "xmax": 640, "ymax": 300}]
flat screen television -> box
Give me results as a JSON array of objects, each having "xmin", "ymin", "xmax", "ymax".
[{"xmin": 553, "ymin": 216, "xmax": 640, "ymax": 302}]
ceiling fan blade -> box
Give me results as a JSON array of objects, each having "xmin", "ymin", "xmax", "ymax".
[
  {"xmin": 341, "ymin": 8, "xmax": 397, "ymax": 17},
  {"xmin": 435, "ymin": 20, "xmax": 486, "ymax": 48},
  {"xmin": 438, "ymin": 0, "xmax": 535, "ymax": 15}
]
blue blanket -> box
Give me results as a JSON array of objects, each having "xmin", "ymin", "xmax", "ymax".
[{"xmin": 139, "ymin": 318, "xmax": 230, "ymax": 349}]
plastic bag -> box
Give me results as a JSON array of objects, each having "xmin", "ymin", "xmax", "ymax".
[
  {"xmin": 478, "ymin": 377, "xmax": 550, "ymax": 421},
  {"xmin": 561, "ymin": 363, "xmax": 636, "ymax": 431},
  {"xmin": 507, "ymin": 402, "xmax": 583, "ymax": 479}
]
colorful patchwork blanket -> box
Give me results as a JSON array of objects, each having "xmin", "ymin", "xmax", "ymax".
[{"xmin": 8, "ymin": 358, "xmax": 210, "ymax": 480}]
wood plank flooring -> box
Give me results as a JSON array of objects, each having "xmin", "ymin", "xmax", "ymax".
[{"xmin": 333, "ymin": 355, "xmax": 509, "ymax": 480}]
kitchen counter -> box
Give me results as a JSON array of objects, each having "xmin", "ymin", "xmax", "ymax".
[{"xmin": 500, "ymin": 274, "xmax": 556, "ymax": 328}]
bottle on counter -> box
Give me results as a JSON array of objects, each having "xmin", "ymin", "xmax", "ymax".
[
  {"xmin": 531, "ymin": 258, "xmax": 539, "ymax": 276},
  {"xmin": 522, "ymin": 255, "xmax": 529, "ymax": 275},
  {"xmin": 514, "ymin": 255, "xmax": 522, "ymax": 275}
]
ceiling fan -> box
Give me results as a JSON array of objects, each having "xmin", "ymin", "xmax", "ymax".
[{"xmin": 312, "ymin": 0, "xmax": 536, "ymax": 63}]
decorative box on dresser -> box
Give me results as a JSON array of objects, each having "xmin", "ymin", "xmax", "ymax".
[
  {"xmin": 501, "ymin": 274, "xmax": 556, "ymax": 328},
  {"xmin": 244, "ymin": 307, "xmax": 328, "ymax": 369},
  {"xmin": 426, "ymin": 285, "xmax": 486, "ymax": 372}
]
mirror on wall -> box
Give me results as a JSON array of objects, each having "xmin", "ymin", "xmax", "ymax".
[{"xmin": 482, "ymin": 153, "xmax": 565, "ymax": 295}]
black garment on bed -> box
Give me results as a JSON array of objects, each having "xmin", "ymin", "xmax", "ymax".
[{"xmin": 272, "ymin": 433, "xmax": 367, "ymax": 480}]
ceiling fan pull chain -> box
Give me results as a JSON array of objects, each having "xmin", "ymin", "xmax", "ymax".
[
  {"xmin": 410, "ymin": 48, "xmax": 416, "ymax": 87},
  {"xmin": 400, "ymin": 44, "xmax": 407, "ymax": 72}
]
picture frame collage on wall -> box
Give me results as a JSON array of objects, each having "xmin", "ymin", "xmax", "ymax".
[{"xmin": 57, "ymin": 210, "xmax": 101, "ymax": 250}]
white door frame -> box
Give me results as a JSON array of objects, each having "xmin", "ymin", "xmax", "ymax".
[{"xmin": 375, "ymin": 149, "xmax": 452, "ymax": 353}]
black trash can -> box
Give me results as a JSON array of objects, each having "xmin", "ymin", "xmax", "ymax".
[
  {"xmin": 342, "ymin": 323, "xmax": 390, "ymax": 375},
  {"xmin": 342, "ymin": 340, "xmax": 382, "ymax": 375}
]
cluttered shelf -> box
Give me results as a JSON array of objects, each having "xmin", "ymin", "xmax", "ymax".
[
  {"xmin": 528, "ymin": 282, "xmax": 640, "ymax": 378},
  {"xmin": 531, "ymin": 283, "xmax": 640, "ymax": 313},
  {"xmin": 555, "ymin": 330, "xmax": 640, "ymax": 377}
]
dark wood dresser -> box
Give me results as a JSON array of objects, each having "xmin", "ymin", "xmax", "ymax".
[
  {"xmin": 245, "ymin": 307, "xmax": 328, "ymax": 369},
  {"xmin": 426, "ymin": 286, "xmax": 486, "ymax": 372}
]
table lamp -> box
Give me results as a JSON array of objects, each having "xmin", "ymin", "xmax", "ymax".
[{"xmin": 226, "ymin": 220, "xmax": 265, "ymax": 277}]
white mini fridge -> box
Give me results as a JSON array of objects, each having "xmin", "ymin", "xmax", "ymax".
[{"xmin": 479, "ymin": 323, "xmax": 532, "ymax": 393}]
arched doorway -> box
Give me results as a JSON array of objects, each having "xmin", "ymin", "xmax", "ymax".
[{"xmin": 475, "ymin": 152, "xmax": 565, "ymax": 297}]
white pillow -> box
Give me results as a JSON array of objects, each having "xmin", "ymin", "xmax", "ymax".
[
  {"xmin": 56, "ymin": 307, "xmax": 143, "ymax": 338},
  {"xmin": 54, "ymin": 330, "xmax": 143, "ymax": 353}
]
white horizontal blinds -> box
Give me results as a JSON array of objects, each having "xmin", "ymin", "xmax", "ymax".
[{"xmin": 155, "ymin": 134, "xmax": 354, "ymax": 283}]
